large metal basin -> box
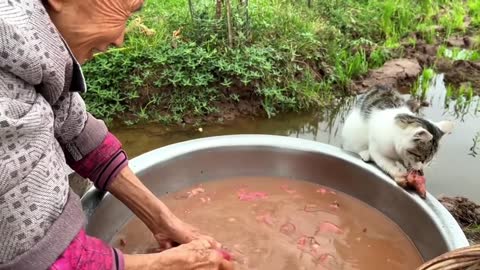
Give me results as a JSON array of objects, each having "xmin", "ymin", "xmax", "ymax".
[{"xmin": 81, "ymin": 135, "xmax": 468, "ymax": 261}]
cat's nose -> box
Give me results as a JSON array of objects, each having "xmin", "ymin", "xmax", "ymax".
[{"xmin": 413, "ymin": 162, "xmax": 424, "ymax": 170}]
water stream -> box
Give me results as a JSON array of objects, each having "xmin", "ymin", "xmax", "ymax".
[{"xmin": 112, "ymin": 75, "xmax": 480, "ymax": 201}]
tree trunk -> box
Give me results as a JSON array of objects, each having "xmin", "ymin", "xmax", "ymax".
[
  {"xmin": 216, "ymin": 0, "xmax": 223, "ymax": 20},
  {"xmin": 188, "ymin": 0, "xmax": 195, "ymax": 21},
  {"xmin": 244, "ymin": 0, "xmax": 250, "ymax": 41},
  {"xmin": 225, "ymin": 0, "xmax": 233, "ymax": 47}
]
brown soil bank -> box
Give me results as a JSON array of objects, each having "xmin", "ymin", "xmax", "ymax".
[
  {"xmin": 436, "ymin": 59, "xmax": 480, "ymax": 94},
  {"xmin": 353, "ymin": 36, "xmax": 480, "ymax": 96},
  {"xmin": 439, "ymin": 196, "xmax": 480, "ymax": 245},
  {"xmin": 352, "ymin": 58, "xmax": 422, "ymax": 94}
]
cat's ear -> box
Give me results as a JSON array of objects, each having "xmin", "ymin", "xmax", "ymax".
[
  {"xmin": 413, "ymin": 128, "xmax": 433, "ymax": 142},
  {"xmin": 436, "ymin": 120, "xmax": 454, "ymax": 134}
]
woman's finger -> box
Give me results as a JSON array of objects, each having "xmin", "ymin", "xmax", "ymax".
[
  {"xmin": 219, "ymin": 257, "xmax": 234, "ymax": 270},
  {"xmin": 189, "ymin": 238, "xmax": 213, "ymax": 250},
  {"xmin": 158, "ymin": 240, "xmax": 173, "ymax": 250},
  {"xmin": 216, "ymin": 249, "xmax": 232, "ymax": 261},
  {"xmin": 206, "ymin": 247, "xmax": 234, "ymax": 270}
]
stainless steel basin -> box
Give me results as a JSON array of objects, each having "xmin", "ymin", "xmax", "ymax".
[{"xmin": 81, "ymin": 134, "xmax": 469, "ymax": 261}]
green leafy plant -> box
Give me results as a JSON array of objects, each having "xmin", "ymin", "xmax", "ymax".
[
  {"xmin": 412, "ymin": 68, "xmax": 436, "ymax": 100},
  {"xmin": 437, "ymin": 45, "xmax": 480, "ymax": 61},
  {"xmin": 81, "ymin": 0, "xmax": 476, "ymax": 125}
]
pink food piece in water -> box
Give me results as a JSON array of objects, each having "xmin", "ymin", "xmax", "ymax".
[
  {"xmin": 304, "ymin": 204, "xmax": 323, "ymax": 212},
  {"xmin": 316, "ymin": 222, "xmax": 343, "ymax": 235},
  {"xmin": 279, "ymin": 222, "xmax": 296, "ymax": 235},
  {"xmin": 187, "ymin": 187, "xmax": 205, "ymax": 198},
  {"xmin": 199, "ymin": 196, "xmax": 211, "ymax": 203},
  {"xmin": 315, "ymin": 253, "xmax": 337, "ymax": 266},
  {"xmin": 256, "ymin": 213, "xmax": 274, "ymax": 226},
  {"xmin": 406, "ymin": 171, "xmax": 427, "ymax": 199},
  {"xmin": 316, "ymin": 188, "xmax": 327, "ymax": 195},
  {"xmin": 281, "ymin": 185, "xmax": 297, "ymax": 194},
  {"xmin": 329, "ymin": 202, "xmax": 340, "ymax": 210},
  {"xmin": 237, "ymin": 189, "xmax": 268, "ymax": 201},
  {"xmin": 297, "ymin": 236, "xmax": 308, "ymax": 248}
]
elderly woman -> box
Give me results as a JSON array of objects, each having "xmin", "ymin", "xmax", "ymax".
[{"xmin": 0, "ymin": 0, "xmax": 233, "ymax": 269}]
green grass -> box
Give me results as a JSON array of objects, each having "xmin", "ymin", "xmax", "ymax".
[
  {"xmin": 439, "ymin": 2, "xmax": 467, "ymax": 37},
  {"xmin": 446, "ymin": 83, "xmax": 475, "ymax": 101},
  {"xmin": 437, "ymin": 45, "xmax": 480, "ymax": 61},
  {"xmin": 411, "ymin": 68, "xmax": 437, "ymax": 100},
  {"xmin": 82, "ymin": 0, "xmax": 478, "ymax": 125},
  {"xmin": 468, "ymin": 0, "xmax": 480, "ymax": 27},
  {"xmin": 444, "ymin": 83, "xmax": 478, "ymax": 120}
]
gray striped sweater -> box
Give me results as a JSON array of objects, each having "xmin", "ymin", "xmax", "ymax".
[{"xmin": 0, "ymin": 0, "xmax": 108, "ymax": 269}]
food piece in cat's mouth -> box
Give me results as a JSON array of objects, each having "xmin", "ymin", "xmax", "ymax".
[{"xmin": 405, "ymin": 170, "xmax": 426, "ymax": 199}]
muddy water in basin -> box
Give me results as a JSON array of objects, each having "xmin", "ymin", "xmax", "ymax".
[
  {"xmin": 111, "ymin": 177, "xmax": 423, "ymax": 269},
  {"xmin": 112, "ymin": 75, "xmax": 480, "ymax": 201}
]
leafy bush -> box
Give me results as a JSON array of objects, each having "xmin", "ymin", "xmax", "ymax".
[{"xmin": 82, "ymin": 0, "xmax": 475, "ymax": 124}]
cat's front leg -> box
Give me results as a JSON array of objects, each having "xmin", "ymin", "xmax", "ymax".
[
  {"xmin": 369, "ymin": 147, "xmax": 408, "ymax": 181},
  {"xmin": 358, "ymin": 150, "xmax": 371, "ymax": 162}
]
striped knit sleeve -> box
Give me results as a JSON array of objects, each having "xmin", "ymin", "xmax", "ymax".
[{"xmin": 53, "ymin": 91, "xmax": 128, "ymax": 191}]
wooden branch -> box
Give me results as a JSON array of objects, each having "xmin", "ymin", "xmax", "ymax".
[
  {"xmin": 216, "ymin": 0, "xmax": 223, "ymax": 20},
  {"xmin": 188, "ymin": 0, "xmax": 195, "ymax": 22},
  {"xmin": 225, "ymin": 0, "xmax": 233, "ymax": 47}
]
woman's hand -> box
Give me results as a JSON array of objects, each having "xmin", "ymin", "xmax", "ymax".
[
  {"xmin": 154, "ymin": 217, "xmax": 219, "ymax": 250},
  {"xmin": 124, "ymin": 239, "xmax": 234, "ymax": 270},
  {"xmin": 107, "ymin": 166, "xmax": 221, "ymax": 249}
]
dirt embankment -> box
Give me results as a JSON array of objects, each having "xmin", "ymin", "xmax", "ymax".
[
  {"xmin": 352, "ymin": 58, "xmax": 422, "ymax": 94},
  {"xmin": 439, "ymin": 196, "xmax": 480, "ymax": 245},
  {"xmin": 353, "ymin": 35, "xmax": 480, "ymax": 96},
  {"xmin": 436, "ymin": 60, "xmax": 480, "ymax": 93}
]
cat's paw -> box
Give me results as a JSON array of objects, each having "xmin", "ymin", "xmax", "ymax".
[
  {"xmin": 394, "ymin": 176, "xmax": 408, "ymax": 187},
  {"xmin": 359, "ymin": 150, "xmax": 370, "ymax": 162}
]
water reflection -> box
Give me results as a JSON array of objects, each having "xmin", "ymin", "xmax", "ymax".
[
  {"xmin": 112, "ymin": 75, "xmax": 479, "ymax": 201},
  {"xmin": 470, "ymin": 132, "xmax": 479, "ymax": 158}
]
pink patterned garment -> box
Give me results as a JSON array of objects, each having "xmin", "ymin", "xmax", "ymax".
[
  {"xmin": 68, "ymin": 132, "xmax": 129, "ymax": 191},
  {"xmin": 49, "ymin": 229, "xmax": 124, "ymax": 270}
]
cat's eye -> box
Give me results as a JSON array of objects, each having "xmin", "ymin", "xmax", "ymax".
[
  {"xmin": 417, "ymin": 131, "xmax": 427, "ymax": 137},
  {"xmin": 407, "ymin": 150, "xmax": 421, "ymax": 158}
]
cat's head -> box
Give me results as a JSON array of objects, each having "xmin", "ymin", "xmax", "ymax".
[{"xmin": 395, "ymin": 114, "xmax": 453, "ymax": 171}]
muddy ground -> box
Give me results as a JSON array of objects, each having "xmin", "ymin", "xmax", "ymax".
[
  {"xmin": 436, "ymin": 59, "xmax": 480, "ymax": 93},
  {"xmin": 439, "ymin": 196, "xmax": 480, "ymax": 245},
  {"xmin": 352, "ymin": 58, "xmax": 422, "ymax": 94},
  {"xmin": 353, "ymin": 36, "xmax": 480, "ymax": 96}
]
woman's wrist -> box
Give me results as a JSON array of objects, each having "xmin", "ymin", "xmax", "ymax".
[
  {"xmin": 107, "ymin": 166, "xmax": 178, "ymax": 234},
  {"xmin": 123, "ymin": 253, "xmax": 164, "ymax": 270}
]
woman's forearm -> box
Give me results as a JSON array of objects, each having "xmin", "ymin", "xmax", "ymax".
[
  {"xmin": 107, "ymin": 166, "xmax": 177, "ymax": 234},
  {"xmin": 123, "ymin": 254, "xmax": 156, "ymax": 270}
]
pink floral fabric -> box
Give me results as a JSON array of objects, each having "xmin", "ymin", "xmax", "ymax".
[
  {"xmin": 68, "ymin": 132, "xmax": 128, "ymax": 191},
  {"xmin": 49, "ymin": 229, "xmax": 124, "ymax": 270}
]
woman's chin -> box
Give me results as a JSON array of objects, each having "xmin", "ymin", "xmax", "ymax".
[{"xmin": 78, "ymin": 51, "xmax": 94, "ymax": 64}]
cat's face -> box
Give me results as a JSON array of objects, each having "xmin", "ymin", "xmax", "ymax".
[{"xmin": 396, "ymin": 116, "xmax": 454, "ymax": 171}]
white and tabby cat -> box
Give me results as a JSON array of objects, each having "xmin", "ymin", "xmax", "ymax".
[{"xmin": 341, "ymin": 85, "xmax": 453, "ymax": 183}]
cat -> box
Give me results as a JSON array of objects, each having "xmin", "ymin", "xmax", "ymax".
[{"xmin": 341, "ymin": 85, "xmax": 454, "ymax": 183}]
